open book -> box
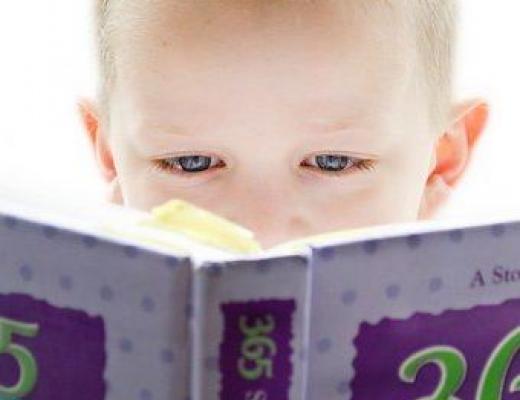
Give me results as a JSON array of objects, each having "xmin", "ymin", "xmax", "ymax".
[{"xmin": 0, "ymin": 189, "xmax": 519, "ymax": 400}]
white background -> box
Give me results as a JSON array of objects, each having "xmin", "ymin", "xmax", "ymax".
[{"xmin": 0, "ymin": 1, "xmax": 518, "ymax": 221}]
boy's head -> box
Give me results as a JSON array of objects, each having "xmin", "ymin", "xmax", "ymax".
[{"xmin": 80, "ymin": 0, "xmax": 488, "ymax": 248}]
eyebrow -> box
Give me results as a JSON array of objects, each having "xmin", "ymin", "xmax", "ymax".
[
  {"xmin": 140, "ymin": 120, "xmax": 361, "ymax": 139},
  {"xmin": 135, "ymin": 97, "xmax": 368, "ymax": 137},
  {"xmin": 137, "ymin": 121, "xmax": 193, "ymax": 137},
  {"xmin": 305, "ymin": 118, "xmax": 358, "ymax": 134},
  {"xmin": 297, "ymin": 98, "xmax": 366, "ymax": 134}
]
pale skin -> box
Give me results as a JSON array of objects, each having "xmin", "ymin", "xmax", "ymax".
[{"xmin": 79, "ymin": 1, "xmax": 488, "ymax": 249}]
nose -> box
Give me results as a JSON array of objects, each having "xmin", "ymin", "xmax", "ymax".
[
  {"xmin": 221, "ymin": 177, "xmax": 312, "ymax": 249},
  {"xmin": 236, "ymin": 209, "xmax": 310, "ymax": 249},
  {"xmin": 254, "ymin": 218, "xmax": 310, "ymax": 249}
]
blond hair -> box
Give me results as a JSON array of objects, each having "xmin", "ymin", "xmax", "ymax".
[{"xmin": 93, "ymin": 0, "xmax": 458, "ymax": 132}]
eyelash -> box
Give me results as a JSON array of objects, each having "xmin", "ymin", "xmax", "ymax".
[
  {"xmin": 152, "ymin": 154, "xmax": 225, "ymax": 177},
  {"xmin": 151, "ymin": 154, "xmax": 377, "ymax": 177},
  {"xmin": 300, "ymin": 155, "xmax": 376, "ymax": 177}
]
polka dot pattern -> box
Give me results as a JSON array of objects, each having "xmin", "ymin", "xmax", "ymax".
[
  {"xmin": 165, "ymin": 256, "xmax": 179, "ymax": 268},
  {"xmin": 385, "ymin": 284, "xmax": 401, "ymax": 299},
  {"xmin": 449, "ymin": 229, "xmax": 464, "ymax": 243},
  {"xmin": 406, "ymin": 234, "xmax": 422, "ymax": 249},
  {"xmin": 3, "ymin": 216, "xmax": 17, "ymax": 229},
  {"xmin": 100, "ymin": 285, "xmax": 114, "ymax": 302},
  {"xmin": 59, "ymin": 275, "xmax": 73, "ymax": 290},
  {"xmin": 119, "ymin": 337, "xmax": 133, "ymax": 353},
  {"xmin": 161, "ymin": 349, "xmax": 175, "ymax": 364},
  {"xmin": 316, "ymin": 246, "xmax": 336, "ymax": 261},
  {"xmin": 141, "ymin": 296, "xmax": 156, "ymax": 313},
  {"xmin": 429, "ymin": 277, "xmax": 443, "ymax": 293},
  {"xmin": 312, "ymin": 220, "xmax": 520, "ymax": 399},
  {"xmin": 2, "ymin": 195, "xmax": 519, "ymax": 400},
  {"xmin": 19, "ymin": 264, "xmax": 33, "ymax": 282},
  {"xmin": 316, "ymin": 337, "xmax": 332, "ymax": 353},
  {"xmin": 139, "ymin": 388, "xmax": 153, "ymax": 400},
  {"xmin": 43, "ymin": 226, "xmax": 58, "ymax": 239},
  {"xmin": 0, "ymin": 212, "xmax": 191, "ymax": 400},
  {"xmin": 82, "ymin": 235, "xmax": 98, "ymax": 248},
  {"xmin": 491, "ymin": 224, "xmax": 506, "ymax": 237},
  {"xmin": 336, "ymin": 380, "xmax": 350, "ymax": 395},
  {"xmin": 255, "ymin": 259, "xmax": 272, "ymax": 274},
  {"xmin": 207, "ymin": 263, "xmax": 223, "ymax": 277},
  {"xmin": 362, "ymin": 240, "xmax": 379, "ymax": 255},
  {"xmin": 341, "ymin": 290, "xmax": 357, "ymax": 305},
  {"xmin": 123, "ymin": 246, "xmax": 139, "ymax": 258}
]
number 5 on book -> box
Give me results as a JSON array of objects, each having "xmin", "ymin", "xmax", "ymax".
[{"xmin": 0, "ymin": 317, "xmax": 39, "ymax": 397}]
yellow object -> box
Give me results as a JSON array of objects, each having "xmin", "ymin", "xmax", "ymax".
[
  {"xmin": 140, "ymin": 199, "xmax": 262, "ymax": 254},
  {"xmin": 124, "ymin": 198, "xmax": 365, "ymax": 254}
]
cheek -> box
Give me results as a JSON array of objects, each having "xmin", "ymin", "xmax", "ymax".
[
  {"xmin": 110, "ymin": 128, "xmax": 432, "ymax": 230},
  {"xmin": 115, "ymin": 155, "xmax": 230, "ymax": 213},
  {"xmin": 372, "ymin": 145, "xmax": 434, "ymax": 221},
  {"xmin": 308, "ymin": 184, "xmax": 406, "ymax": 230},
  {"xmin": 116, "ymin": 165, "xmax": 202, "ymax": 212},
  {"xmin": 106, "ymin": 136, "xmax": 168, "ymax": 211},
  {"xmin": 310, "ymin": 155, "xmax": 433, "ymax": 229}
]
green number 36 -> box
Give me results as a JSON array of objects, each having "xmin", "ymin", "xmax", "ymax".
[
  {"xmin": 399, "ymin": 327, "xmax": 520, "ymax": 400},
  {"xmin": 0, "ymin": 317, "xmax": 39, "ymax": 398},
  {"xmin": 399, "ymin": 346, "xmax": 466, "ymax": 400}
]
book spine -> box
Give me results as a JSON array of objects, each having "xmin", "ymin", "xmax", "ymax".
[{"xmin": 190, "ymin": 254, "xmax": 312, "ymax": 400}]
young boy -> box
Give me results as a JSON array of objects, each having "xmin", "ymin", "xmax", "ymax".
[{"xmin": 79, "ymin": 0, "xmax": 488, "ymax": 249}]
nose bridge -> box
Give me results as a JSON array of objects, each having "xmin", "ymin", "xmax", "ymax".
[
  {"xmin": 224, "ymin": 170, "xmax": 311, "ymax": 247},
  {"xmin": 234, "ymin": 170, "xmax": 288, "ymax": 219}
]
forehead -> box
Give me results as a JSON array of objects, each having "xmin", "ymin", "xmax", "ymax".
[{"xmin": 110, "ymin": 0, "xmax": 417, "ymax": 122}]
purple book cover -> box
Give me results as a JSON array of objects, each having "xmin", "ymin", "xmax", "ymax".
[
  {"xmin": 0, "ymin": 293, "xmax": 106, "ymax": 399},
  {"xmin": 0, "ymin": 207, "xmax": 192, "ymax": 400},
  {"xmin": 307, "ymin": 219, "xmax": 520, "ymax": 400},
  {"xmin": 4, "ymin": 199, "xmax": 520, "ymax": 400}
]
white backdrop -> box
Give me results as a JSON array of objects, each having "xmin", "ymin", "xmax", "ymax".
[{"xmin": 0, "ymin": 1, "xmax": 518, "ymax": 221}]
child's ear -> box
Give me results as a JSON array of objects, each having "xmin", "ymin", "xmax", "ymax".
[
  {"xmin": 419, "ymin": 98, "xmax": 490, "ymax": 219},
  {"xmin": 77, "ymin": 98, "xmax": 123, "ymax": 205}
]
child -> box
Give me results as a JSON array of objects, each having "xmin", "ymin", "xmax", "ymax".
[{"xmin": 79, "ymin": 0, "xmax": 488, "ymax": 249}]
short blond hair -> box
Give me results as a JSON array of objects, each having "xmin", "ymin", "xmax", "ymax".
[{"xmin": 93, "ymin": 0, "xmax": 458, "ymax": 132}]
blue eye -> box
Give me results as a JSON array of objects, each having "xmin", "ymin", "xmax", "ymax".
[
  {"xmin": 315, "ymin": 155, "xmax": 353, "ymax": 172},
  {"xmin": 154, "ymin": 153, "xmax": 375, "ymax": 177},
  {"xmin": 302, "ymin": 154, "xmax": 376, "ymax": 175},
  {"xmin": 156, "ymin": 155, "xmax": 224, "ymax": 174},
  {"xmin": 178, "ymin": 156, "xmax": 212, "ymax": 172}
]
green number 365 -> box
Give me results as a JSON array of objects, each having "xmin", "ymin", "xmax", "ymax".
[
  {"xmin": 237, "ymin": 314, "xmax": 277, "ymax": 381},
  {"xmin": 0, "ymin": 317, "xmax": 39, "ymax": 398}
]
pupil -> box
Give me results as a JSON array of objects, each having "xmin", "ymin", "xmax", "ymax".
[
  {"xmin": 179, "ymin": 156, "xmax": 212, "ymax": 172},
  {"xmin": 316, "ymin": 155, "xmax": 350, "ymax": 171}
]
